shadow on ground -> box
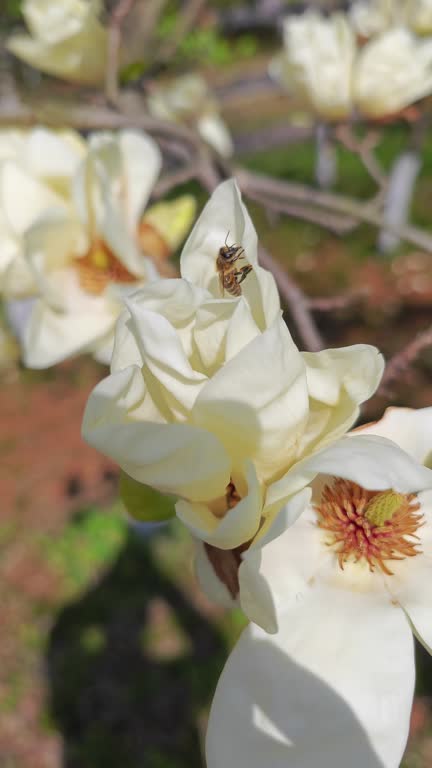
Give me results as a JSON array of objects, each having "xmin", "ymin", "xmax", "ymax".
[{"xmin": 46, "ymin": 525, "xmax": 227, "ymax": 768}]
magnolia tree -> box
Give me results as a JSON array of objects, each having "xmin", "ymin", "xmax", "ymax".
[{"xmin": 2, "ymin": 1, "xmax": 432, "ymax": 766}]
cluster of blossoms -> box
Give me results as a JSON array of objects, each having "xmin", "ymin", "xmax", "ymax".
[
  {"xmin": 270, "ymin": 5, "xmax": 432, "ymax": 120},
  {"xmin": 350, "ymin": 0, "xmax": 432, "ymax": 38},
  {"xmin": 0, "ymin": 127, "xmax": 195, "ymax": 368},
  {"xmin": 82, "ymin": 180, "xmax": 432, "ymax": 767},
  {"xmin": 6, "ymin": 1, "xmax": 232, "ymax": 160}
]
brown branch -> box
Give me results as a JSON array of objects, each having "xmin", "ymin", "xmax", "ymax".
[
  {"xmin": 236, "ymin": 168, "xmax": 432, "ymax": 253},
  {"xmin": 377, "ymin": 326, "xmax": 432, "ymax": 395},
  {"xmin": 106, "ymin": 0, "xmax": 138, "ymax": 105},
  {"xmin": 258, "ymin": 246, "xmax": 325, "ymax": 352},
  {"xmin": 335, "ymin": 125, "xmax": 387, "ymax": 189},
  {"xmin": 307, "ymin": 293, "xmax": 362, "ymax": 311}
]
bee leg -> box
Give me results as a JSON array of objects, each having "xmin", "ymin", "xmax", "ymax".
[{"xmin": 234, "ymin": 265, "xmax": 253, "ymax": 284}]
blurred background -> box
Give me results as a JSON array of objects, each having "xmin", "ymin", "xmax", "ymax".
[{"xmin": 1, "ymin": 0, "xmax": 432, "ymax": 766}]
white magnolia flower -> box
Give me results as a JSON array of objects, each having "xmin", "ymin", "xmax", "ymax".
[
  {"xmin": 269, "ymin": 12, "xmax": 356, "ymax": 120},
  {"xmin": 7, "ymin": 0, "xmax": 108, "ymax": 85},
  {"xmin": 350, "ymin": 0, "xmax": 432, "ymax": 37},
  {"xmin": 354, "ymin": 27, "xmax": 432, "ymax": 118},
  {"xmin": 83, "ymin": 179, "xmax": 383, "ymax": 561},
  {"xmin": 410, "ymin": 0, "xmax": 432, "ymax": 34},
  {"xmin": 147, "ymin": 74, "xmax": 234, "ymax": 157},
  {"xmin": 206, "ymin": 407, "xmax": 432, "ymax": 768},
  {"xmin": 0, "ymin": 127, "xmax": 195, "ymax": 368},
  {"xmin": 271, "ymin": 11, "xmax": 432, "ymax": 120},
  {"xmin": 0, "ymin": 127, "xmax": 85, "ymax": 297},
  {"xmin": 349, "ymin": 0, "xmax": 403, "ymax": 38}
]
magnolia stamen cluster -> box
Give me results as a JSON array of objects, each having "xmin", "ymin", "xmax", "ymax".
[{"xmin": 316, "ymin": 478, "xmax": 423, "ymax": 574}]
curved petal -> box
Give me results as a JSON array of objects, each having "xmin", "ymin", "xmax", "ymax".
[
  {"xmin": 357, "ymin": 406, "xmax": 432, "ymax": 467},
  {"xmin": 181, "ymin": 179, "xmax": 258, "ymax": 284},
  {"xmin": 298, "ymin": 344, "xmax": 384, "ymax": 457},
  {"xmin": 197, "ymin": 113, "xmax": 233, "ymax": 158},
  {"xmin": 176, "ymin": 461, "xmax": 262, "ymax": 549},
  {"xmin": 119, "ymin": 130, "xmax": 162, "ymax": 228},
  {"xmin": 22, "ymin": 287, "xmax": 115, "ymax": 368},
  {"xmin": 192, "ymin": 318, "xmax": 308, "ymax": 483},
  {"xmin": 385, "ymin": 489, "xmax": 432, "ymax": 653},
  {"xmin": 267, "ymin": 434, "xmax": 432, "ymax": 510},
  {"xmin": 238, "ymin": 488, "xmax": 312, "ymax": 633},
  {"xmin": 194, "ymin": 296, "xmax": 260, "ymax": 374},
  {"xmin": 0, "ymin": 160, "xmax": 67, "ymax": 235},
  {"xmin": 206, "ymin": 588, "xmax": 414, "ymax": 768},
  {"xmin": 125, "ymin": 297, "xmax": 207, "ymax": 416},
  {"xmin": 82, "ymin": 366, "xmax": 231, "ymax": 501}
]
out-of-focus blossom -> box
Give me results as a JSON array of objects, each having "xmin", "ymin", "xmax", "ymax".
[
  {"xmin": 353, "ymin": 27, "xmax": 432, "ymax": 117},
  {"xmin": 147, "ymin": 74, "xmax": 234, "ymax": 157},
  {"xmin": 83, "ymin": 179, "xmax": 383, "ymax": 620},
  {"xmin": 350, "ymin": 0, "xmax": 432, "ymax": 37},
  {"xmin": 349, "ymin": 0, "xmax": 403, "ymax": 38},
  {"xmin": 206, "ymin": 407, "xmax": 432, "ymax": 768},
  {"xmin": 269, "ymin": 12, "xmax": 355, "ymax": 120},
  {"xmin": 410, "ymin": 0, "xmax": 432, "ymax": 34},
  {"xmin": 0, "ymin": 127, "xmax": 195, "ymax": 367},
  {"xmin": 7, "ymin": 0, "xmax": 108, "ymax": 85},
  {"xmin": 271, "ymin": 11, "xmax": 432, "ymax": 120}
]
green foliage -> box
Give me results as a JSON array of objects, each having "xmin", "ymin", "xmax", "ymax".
[
  {"xmin": 43, "ymin": 505, "xmax": 126, "ymax": 593},
  {"xmin": 157, "ymin": 9, "xmax": 258, "ymax": 69},
  {"xmin": 120, "ymin": 471, "xmax": 176, "ymax": 522}
]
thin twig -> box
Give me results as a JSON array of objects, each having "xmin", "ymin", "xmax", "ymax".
[
  {"xmin": 377, "ymin": 326, "xmax": 432, "ymax": 395},
  {"xmin": 335, "ymin": 125, "xmax": 386, "ymax": 189},
  {"xmin": 106, "ymin": 0, "xmax": 138, "ymax": 105},
  {"xmin": 258, "ymin": 246, "xmax": 325, "ymax": 352},
  {"xmin": 307, "ymin": 293, "xmax": 362, "ymax": 311}
]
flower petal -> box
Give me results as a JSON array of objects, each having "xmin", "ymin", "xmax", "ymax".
[
  {"xmin": 385, "ymin": 489, "xmax": 432, "ymax": 653},
  {"xmin": 192, "ymin": 318, "xmax": 308, "ymax": 483},
  {"xmin": 176, "ymin": 461, "xmax": 262, "ymax": 549},
  {"xmin": 357, "ymin": 406, "xmax": 432, "ymax": 467},
  {"xmin": 82, "ymin": 366, "xmax": 231, "ymax": 501},
  {"xmin": 206, "ymin": 587, "xmax": 414, "ymax": 768},
  {"xmin": 267, "ymin": 434, "xmax": 432, "ymax": 509},
  {"xmin": 125, "ymin": 296, "xmax": 207, "ymax": 416}
]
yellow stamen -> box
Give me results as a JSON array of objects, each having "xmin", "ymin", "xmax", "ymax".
[{"xmin": 364, "ymin": 491, "xmax": 405, "ymax": 527}]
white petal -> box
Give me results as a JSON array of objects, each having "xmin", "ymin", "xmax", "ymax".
[
  {"xmin": 207, "ymin": 588, "xmax": 414, "ymax": 768},
  {"xmin": 22, "ymin": 290, "xmax": 115, "ymax": 368},
  {"xmin": 192, "ymin": 318, "xmax": 308, "ymax": 483},
  {"xmin": 0, "ymin": 160, "xmax": 67, "ymax": 235},
  {"xmin": 194, "ymin": 296, "xmax": 260, "ymax": 374},
  {"xmin": 267, "ymin": 434, "xmax": 432, "ymax": 509},
  {"xmin": 181, "ymin": 179, "xmax": 258, "ymax": 290},
  {"xmin": 238, "ymin": 488, "xmax": 312, "ymax": 633},
  {"xmin": 357, "ymin": 406, "xmax": 432, "ymax": 467},
  {"xmin": 82, "ymin": 366, "xmax": 231, "ymax": 501},
  {"xmin": 176, "ymin": 461, "xmax": 262, "ymax": 549},
  {"xmin": 385, "ymin": 489, "xmax": 432, "ymax": 653},
  {"xmin": 125, "ymin": 297, "xmax": 207, "ymax": 416},
  {"xmin": 197, "ymin": 113, "xmax": 233, "ymax": 157},
  {"xmin": 119, "ymin": 130, "xmax": 161, "ymax": 228}
]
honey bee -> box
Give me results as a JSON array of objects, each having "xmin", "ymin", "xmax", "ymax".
[{"xmin": 216, "ymin": 233, "xmax": 253, "ymax": 297}]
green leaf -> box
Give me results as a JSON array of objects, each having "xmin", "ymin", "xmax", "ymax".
[{"xmin": 119, "ymin": 472, "xmax": 176, "ymax": 522}]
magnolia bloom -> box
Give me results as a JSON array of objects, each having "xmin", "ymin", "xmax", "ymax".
[
  {"xmin": 207, "ymin": 407, "xmax": 432, "ymax": 768},
  {"xmin": 0, "ymin": 127, "xmax": 195, "ymax": 367},
  {"xmin": 83, "ymin": 179, "xmax": 383, "ymax": 583},
  {"xmin": 350, "ymin": 0, "xmax": 432, "ymax": 37},
  {"xmin": 271, "ymin": 11, "xmax": 432, "ymax": 120},
  {"xmin": 147, "ymin": 74, "xmax": 234, "ymax": 158},
  {"xmin": 353, "ymin": 27, "xmax": 432, "ymax": 118},
  {"xmin": 7, "ymin": 0, "xmax": 108, "ymax": 85},
  {"xmin": 349, "ymin": 0, "xmax": 403, "ymax": 38},
  {"xmin": 269, "ymin": 12, "xmax": 355, "ymax": 120}
]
